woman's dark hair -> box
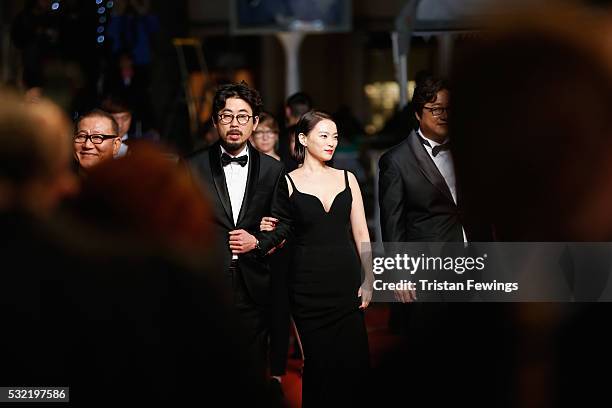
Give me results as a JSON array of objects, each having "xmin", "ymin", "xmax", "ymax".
[
  {"xmin": 412, "ymin": 76, "xmax": 450, "ymax": 117},
  {"xmin": 293, "ymin": 110, "xmax": 333, "ymax": 164},
  {"xmin": 212, "ymin": 81, "xmax": 263, "ymax": 123}
]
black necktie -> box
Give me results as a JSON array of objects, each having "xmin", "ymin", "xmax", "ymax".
[
  {"xmin": 419, "ymin": 136, "xmax": 450, "ymax": 157},
  {"xmin": 221, "ymin": 153, "xmax": 248, "ymax": 167}
]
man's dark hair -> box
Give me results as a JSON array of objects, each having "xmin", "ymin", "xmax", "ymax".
[
  {"xmin": 286, "ymin": 92, "xmax": 312, "ymax": 119},
  {"xmin": 212, "ymin": 81, "xmax": 263, "ymax": 123},
  {"xmin": 100, "ymin": 92, "xmax": 132, "ymax": 115},
  {"xmin": 75, "ymin": 109, "xmax": 120, "ymax": 136},
  {"xmin": 412, "ymin": 76, "xmax": 450, "ymax": 117}
]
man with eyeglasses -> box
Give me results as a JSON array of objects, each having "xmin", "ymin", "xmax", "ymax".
[
  {"xmin": 378, "ymin": 75, "xmax": 466, "ymax": 305},
  {"xmin": 73, "ymin": 109, "xmax": 121, "ymax": 174},
  {"xmin": 187, "ymin": 82, "xmax": 292, "ymax": 390}
]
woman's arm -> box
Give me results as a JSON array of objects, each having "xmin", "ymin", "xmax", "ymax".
[{"xmin": 348, "ymin": 171, "xmax": 373, "ymax": 309}]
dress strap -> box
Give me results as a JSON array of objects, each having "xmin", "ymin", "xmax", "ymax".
[
  {"xmin": 343, "ymin": 169, "xmax": 349, "ymax": 188},
  {"xmin": 286, "ymin": 173, "xmax": 297, "ymax": 190}
]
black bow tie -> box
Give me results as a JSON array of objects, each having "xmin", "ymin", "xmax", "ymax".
[
  {"xmin": 432, "ymin": 143, "xmax": 450, "ymax": 157},
  {"xmin": 419, "ymin": 136, "xmax": 450, "ymax": 157},
  {"xmin": 221, "ymin": 153, "xmax": 248, "ymax": 167}
]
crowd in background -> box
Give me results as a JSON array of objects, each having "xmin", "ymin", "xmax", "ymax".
[{"xmin": 4, "ymin": 1, "xmax": 612, "ymax": 407}]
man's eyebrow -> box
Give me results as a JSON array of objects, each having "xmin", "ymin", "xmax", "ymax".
[{"xmin": 220, "ymin": 109, "xmax": 251, "ymax": 113}]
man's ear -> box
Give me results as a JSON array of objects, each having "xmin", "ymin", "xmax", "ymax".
[
  {"xmin": 252, "ymin": 115, "xmax": 259, "ymax": 131},
  {"xmin": 415, "ymin": 111, "xmax": 422, "ymax": 122},
  {"xmin": 112, "ymin": 138, "xmax": 121, "ymax": 156}
]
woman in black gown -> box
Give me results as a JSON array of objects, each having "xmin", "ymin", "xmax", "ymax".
[{"xmin": 261, "ymin": 111, "xmax": 373, "ymax": 407}]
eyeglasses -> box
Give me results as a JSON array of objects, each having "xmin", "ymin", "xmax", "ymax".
[
  {"xmin": 253, "ymin": 130, "xmax": 278, "ymax": 139},
  {"xmin": 218, "ymin": 113, "xmax": 255, "ymax": 125},
  {"xmin": 73, "ymin": 133, "xmax": 117, "ymax": 144},
  {"xmin": 423, "ymin": 106, "xmax": 450, "ymax": 117}
]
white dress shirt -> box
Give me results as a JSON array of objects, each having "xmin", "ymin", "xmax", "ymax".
[
  {"xmin": 418, "ymin": 128, "xmax": 467, "ymax": 243},
  {"xmin": 221, "ymin": 144, "xmax": 249, "ymax": 225},
  {"xmin": 221, "ymin": 144, "xmax": 249, "ymax": 258}
]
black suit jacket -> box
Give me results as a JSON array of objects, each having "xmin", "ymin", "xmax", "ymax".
[
  {"xmin": 378, "ymin": 130, "xmax": 464, "ymax": 242},
  {"xmin": 187, "ymin": 142, "xmax": 292, "ymax": 305}
]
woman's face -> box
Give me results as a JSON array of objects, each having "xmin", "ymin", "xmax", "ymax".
[
  {"xmin": 251, "ymin": 125, "xmax": 278, "ymax": 154},
  {"xmin": 301, "ymin": 119, "xmax": 338, "ymax": 162}
]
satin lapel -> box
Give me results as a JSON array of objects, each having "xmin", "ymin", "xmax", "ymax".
[
  {"xmin": 407, "ymin": 131, "xmax": 456, "ymax": 205},
  {"xmin": 209, "ymin": 143, "xmax": 234, "ymax": 226},
  {"xmin": 237, "ymin": 142, "xmax": 259, "ymax": 226}
]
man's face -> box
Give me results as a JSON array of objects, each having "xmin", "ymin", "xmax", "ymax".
[
  {"xmin": 111, "ymin": 111, "xmax": 132, "ymax": 137},
  {"xmin": 215, "ymin": 97, "xmax": 258, "ymax": 154},
  {"xmin": 74, "ymin": 116, "xmax": 120, "ymax": 170},
  {"xmin": 416, "ymin": 89, "xmax": 450, "ymax": 143}
]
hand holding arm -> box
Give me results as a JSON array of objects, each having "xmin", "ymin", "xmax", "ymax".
[
  {"xmin": 259, "ymin": 216, "xmax": 285, "ymax": 255},
  {"xmin": 256, "ymin": 169, "xmax": 292, "ymax": 255}
]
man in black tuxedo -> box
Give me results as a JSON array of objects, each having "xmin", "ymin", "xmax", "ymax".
[
  {"xmin": 187, "ymin": 82, "xmax": 292, "ymax": 367},
  {"xmin": 378, "ymin": 76, "xmax": 465, "ymax": 304},
  {"xmin": 379, "ymin": 76, "xmax": 462, "ymax": 242}
]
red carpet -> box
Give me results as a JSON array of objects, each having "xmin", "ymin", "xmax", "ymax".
[{"xmin": 279, "ymin": 304, "xmax": 399, "ymax": 407}]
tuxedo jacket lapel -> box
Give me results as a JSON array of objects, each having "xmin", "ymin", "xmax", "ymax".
[
  {"xmin": 237, "ymin": 142, "xmax": 259, "ymax": 226},
  {"xmin": 408, "ymin": 131, "xmax": 456, "ymax": 205},
  {"xmin": 209, "ymin": 143, "xmax": 234, "ymax": 226}
]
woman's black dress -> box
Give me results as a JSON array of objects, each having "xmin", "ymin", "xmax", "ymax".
[{"xmin": 286, "ymin": 170, "xmax": 370, "ymax": 407}]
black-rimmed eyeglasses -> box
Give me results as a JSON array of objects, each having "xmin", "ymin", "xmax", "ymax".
[
  {"xmin": 217, "ymin": 113, "xmax": 256, "ymax": 125},
  {"xmin": 423, "ymin": 106, "xmax": 450, "ymax": 117},
  {"xmin": 73, "ymin": 133, "xmax": 117, "ymax": 144}
]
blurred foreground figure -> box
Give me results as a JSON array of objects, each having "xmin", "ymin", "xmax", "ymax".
[
  {"xmin": 450, "ymin": 6, "xmax": 612, "ymax": 408},
  {"xmin": 452, "ymin": 7, "xmax": 612, "ymax": 242},
  {"xmin": 71, "ymin": 142, "xmax": 214, "ymax": 253},
  {"xmin": 0, "ymin": 96, "xmax": 271, "ymax": 406},
  {"xmin": 372, "ymin": 6, "xmax": 612, "ymax": 408},
  {"xmin": 0, "ymin": 93, "xmax": 77, "ymax": 216}
]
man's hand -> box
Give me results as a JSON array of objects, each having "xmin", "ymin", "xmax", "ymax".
[
  {"xmin": 229, "ymin": 229, "xmax": 258, "ymax": 254},
  {"xmin": 394, "ymin": 289, "xmax": 417, "ymax": 303}
]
